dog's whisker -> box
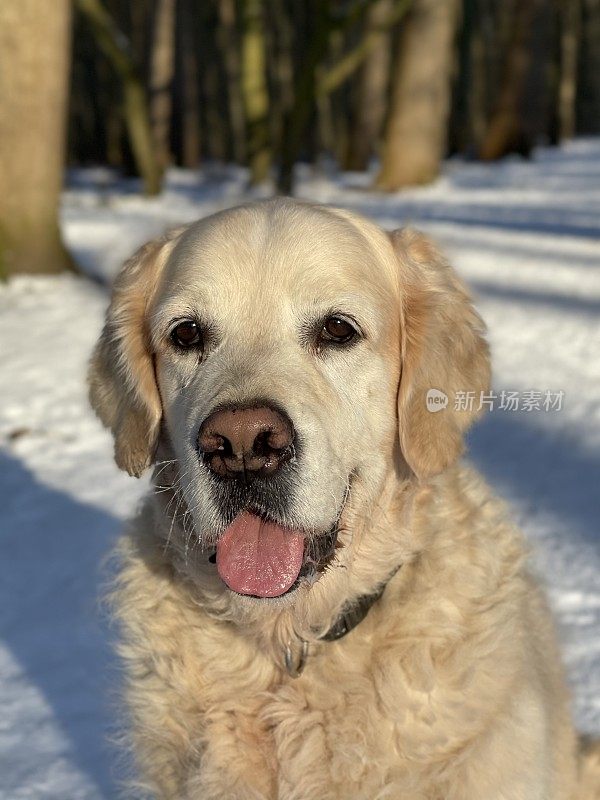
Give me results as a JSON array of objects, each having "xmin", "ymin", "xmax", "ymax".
[
  {"xmin": 164, "ymin": 486, "xmax": 186, "ymax": 556},
  {"xmin": 152, "ymin": 459, "xmax": 179, "ymax": 481}
]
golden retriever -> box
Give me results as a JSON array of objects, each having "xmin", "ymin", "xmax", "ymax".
[{"xmin": 88, "ymin": 199, "xmax": 600, "ymax": 799}]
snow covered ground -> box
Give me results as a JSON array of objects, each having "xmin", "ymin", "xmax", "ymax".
[{"xmin": 1, "ymin": 139, "xmax": 599, "ymax": 798}]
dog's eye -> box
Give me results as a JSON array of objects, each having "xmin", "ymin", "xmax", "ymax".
[
  {"xmin": 320, "ymin": 316, "xmax": 358, "ymax": 345},
  {"xmin": 171, "ymin": 321, "xmax": 202, "ymax": 349}
]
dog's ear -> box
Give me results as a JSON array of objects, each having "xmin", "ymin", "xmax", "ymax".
[
  {"xmin": 391, "ymin": 229, "xmax": 491, "ymax": 480},
  {"xmin": 88, "ymin": 228, "xmax": 184, "ymax": 477}
]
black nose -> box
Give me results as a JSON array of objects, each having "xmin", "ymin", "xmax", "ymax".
[{"xmin": 198, "ymin": 404, "xmax": 295, "ymax": 479}]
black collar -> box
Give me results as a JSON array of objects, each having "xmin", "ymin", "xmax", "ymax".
[
  {"xmin": 320, "ymin": 565, "xmax": 401, "ymax": 641},
  {"xmin": 284, "ymin": 565, "xmax": 401, "ymax": 677}
]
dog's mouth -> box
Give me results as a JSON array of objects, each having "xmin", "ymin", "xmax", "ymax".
[{"xmin": 209, "ymin": 511, "xmax": 339, "ymax": 599}]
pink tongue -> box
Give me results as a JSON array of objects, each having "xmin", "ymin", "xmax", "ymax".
[{"xmin": 216, "ymin": 512, "xmax": 305, "ymax": 598}]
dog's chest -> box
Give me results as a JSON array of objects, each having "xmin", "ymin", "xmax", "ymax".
[{"xmin": 251, "ymin": 645, "xmax": 402, "ymax": 798}]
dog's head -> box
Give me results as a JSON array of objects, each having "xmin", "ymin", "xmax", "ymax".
[{"xmin": 89, "ymin": 200, "xmax": 489, "ymax": 623}]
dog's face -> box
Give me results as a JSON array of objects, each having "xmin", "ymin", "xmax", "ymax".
[{"xmin": 89, "ymin": 200, "xmax": 489, "ymax": 616}]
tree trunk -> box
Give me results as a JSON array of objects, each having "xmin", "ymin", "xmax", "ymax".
[
  {"xmin": 202, "ymin": 29, "xmax": 227, "ymax": 163},
  {"xmin": 96, "ymin": 51, "xmax": 123, "ymax": 167},
  {"xmin": 149, "ymin": 0, "xmax": 176, "ymax": 172},
  {"xmin": 469, "ymin": 1, "xmax": 487, "ymax": 151},
  {"xmin": 179, "ymin": 0, "xmax": 201, "ymax": 168},
  {"xmin": 558, "ymin": 0, "xmax": 581, "ymax": 141},
  {"xmin": 344, "ymin": 0, "xmax": 393, "ymax": 171},
  {"xmin": 77, "ymin": 0, "xmax": 162, "ymax": 195},
  {"xmin": 577, "ymin": 0, "xmax": 600, "ymax": 133},
  {"xmin": 277, "ymin": 0, "xmax": 331, "ymax": 194},
  {"xmin": 376, "ymin": 0, "xmax": 460, "ymax": 190},
  {"xmin": 241, "ymin": 0, "xmax": 271, "ymax": 184},
  {"xmin": 218, "ymin": 0, "xmax": 247, "ymax": 164},
  {"xmin": 270, "ymin": 0, "xmax": 295, "ymax": 165},
  {"xmin": 0, "ymin": 0, "xmax": 76, "ymax": 277},
  {"xmin": 478, "ymin": 0, "xmax": 544, "ymax": 160},
  {"xmin": 449, "ymin": 0, "xmax": 476, "ymax": 154}
]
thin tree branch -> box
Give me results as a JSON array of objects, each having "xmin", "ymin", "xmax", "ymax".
[{"xmin": 319, "ymin": 0, "xmax": 412, "ymax": 96}]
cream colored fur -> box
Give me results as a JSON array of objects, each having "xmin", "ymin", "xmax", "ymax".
[{"xmin": 89, "ymin": 199, "xmax": 600, "ymax": 799}]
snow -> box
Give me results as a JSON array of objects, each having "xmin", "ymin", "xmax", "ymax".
[{"xmin": 1, "ymin": 139, "xmax": 599, "ymax": 798}]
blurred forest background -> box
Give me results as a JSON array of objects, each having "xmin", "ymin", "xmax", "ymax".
[{"xmin": 1, "ymin": 0, "xmax": 599, "ymax": 277}]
